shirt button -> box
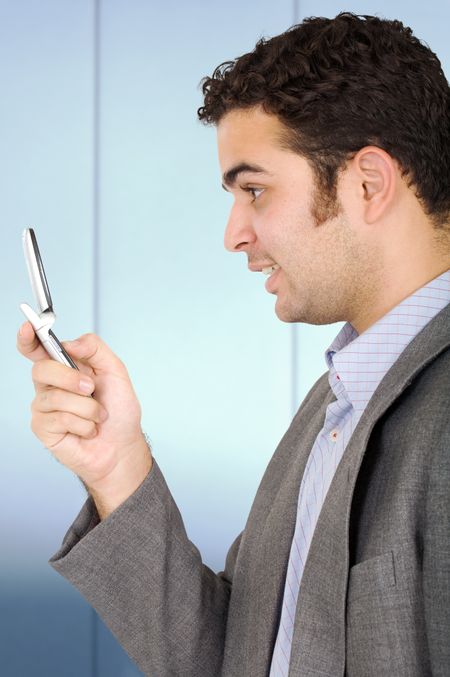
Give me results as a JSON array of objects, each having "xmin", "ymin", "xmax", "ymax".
[{"xmin": 330, "ymin": 429, "xmax": 338, "ymax": 442}]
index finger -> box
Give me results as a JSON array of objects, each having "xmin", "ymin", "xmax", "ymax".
[
  {"xmin": 32, "ymin": 358, "xmax": 94, "ymax": 395},
  {"xmin": 16, "ymin": 321, "xmax": 51, "ymax": 363}
]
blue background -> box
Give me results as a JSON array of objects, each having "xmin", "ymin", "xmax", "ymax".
[{"xmin": 1, "ymin": 1, "xmax": 449, "ymax": 674}]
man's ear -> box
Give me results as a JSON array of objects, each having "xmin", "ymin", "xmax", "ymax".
[{"xmin": 352, "ymin": 146, "xmax": 397, "ymax": 223}]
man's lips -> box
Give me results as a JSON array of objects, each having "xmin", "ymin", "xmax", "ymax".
[
  {"xmin": 247, "ymin": 262, "xmax": 282, "ymax": 293},
  {"xmin": 248, "ymin": 262, "xmax": 278, "ymax": 272},
  {"xmin": 265, "ymin": 266, "xmax": 282, "ymax": 293}
]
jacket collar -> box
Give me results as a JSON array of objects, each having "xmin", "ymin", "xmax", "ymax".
[{"xmin": 326, "ymin": 268, "xmax": 450, "ymax": 414}]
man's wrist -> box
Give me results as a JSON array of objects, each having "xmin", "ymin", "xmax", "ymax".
[{"xmin": 86, "ymin": 434, "xmax": 153, "ymax": 521}]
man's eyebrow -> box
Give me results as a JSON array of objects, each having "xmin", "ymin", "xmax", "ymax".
[{"xmin": 221, "ymin": 162, "xmax": 270, "ymax": 191}]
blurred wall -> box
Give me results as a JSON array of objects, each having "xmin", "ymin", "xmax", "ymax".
[{"xmin": 1, "ymin": 1, "xmax": 449, "ymax": 675}]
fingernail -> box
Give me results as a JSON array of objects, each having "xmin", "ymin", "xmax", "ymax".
[
  {"xmin": 66, "ymin": 339, "xmax": 80, "ymax": 347},
  {"xmin": 79, "ymin": 379, "xmax": 94, "ymax": 394}
]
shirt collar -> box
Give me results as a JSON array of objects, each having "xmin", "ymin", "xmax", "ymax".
[{"xmin": 324, "ymin": 268, "xmax": 450, "ymax": 412}]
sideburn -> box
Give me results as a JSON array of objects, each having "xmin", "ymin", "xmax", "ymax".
[{"xmin": 310, "ymin": 174, "xmax": 343, "ymax": 226}]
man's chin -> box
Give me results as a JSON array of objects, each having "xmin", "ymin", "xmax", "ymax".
[{"xmin": 274, "ymin": 297, "xmax": 298, "ymax": 323}]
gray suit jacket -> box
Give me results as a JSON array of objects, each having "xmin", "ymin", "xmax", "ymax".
[{"xmin": 50, "ymin": 302, "xmax": 450, "ymax": 677}]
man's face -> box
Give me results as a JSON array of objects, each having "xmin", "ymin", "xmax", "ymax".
[{"xmin": 217, "ymin": 106, "xmax": 376, "ymax": 326}]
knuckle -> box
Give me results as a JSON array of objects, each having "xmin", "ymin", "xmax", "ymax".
[
  {"xmin": 31, "ymin": 411, "xmax": 45, "ymax": 434},
  {"xmin": 49, "ymin": 413, "xmax": 58, "ymax": 427},
  {"xmin": 60, "ymin": 411, "xmax": 72, "ymax": 428},
  {"xmin": 81, "ymin": 332, "xmax": 95, "ymax": 342},
  {"xmin": 32, "ymin": 360, "xmax": 52, "ymax": 384},
  {"xmin": 31, "ymin": 362, "xmax": 41, "ymax": 381},
  {"xmin": 39, "ymin": 389, "xmax": 50, "ymax": 406},
  {"xmin": 31, "ymin": 397, "xmax": 41, "ymax": 416}
]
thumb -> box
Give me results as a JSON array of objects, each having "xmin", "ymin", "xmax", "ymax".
[{"xmin": 62, "ymin": 333, "xmax": 125, "ymax": 374}]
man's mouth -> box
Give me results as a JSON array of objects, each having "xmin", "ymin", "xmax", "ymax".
[
  {"xmin": 264, "ymin": 265, "xmax": 282, "ymax": 293},
  {"xmin": 262, "ymin": 264, "xmax": 281, "ymax": 275}
]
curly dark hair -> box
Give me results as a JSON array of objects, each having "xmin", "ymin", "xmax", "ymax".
[{"xmin": 198, "ymin": 12, "xmax": 450, "ymax": 233}]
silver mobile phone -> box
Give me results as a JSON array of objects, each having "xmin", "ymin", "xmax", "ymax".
[{"xmin": 19, "ymin": 228, "xmax": 79, "ymax": 370}]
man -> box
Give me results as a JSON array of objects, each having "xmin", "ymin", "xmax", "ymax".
[{"xmin": 17, "ymin": 12, "xmax": 450, "ymax": 677}]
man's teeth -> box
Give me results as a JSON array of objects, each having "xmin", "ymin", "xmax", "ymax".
[{"xmin": 262, "ymin": 264, "xmax": 280, "ymax": 275}]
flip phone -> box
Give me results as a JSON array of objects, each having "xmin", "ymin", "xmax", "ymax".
[{"xmin": 20, "ymin": 228, "xmax": 79, "ymax": 370}]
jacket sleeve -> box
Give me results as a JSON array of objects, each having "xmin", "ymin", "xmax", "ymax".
[
  {"xmin": 422, "ymin": 431, "xmax": 450, "ymax": 676},
  {"xmin": 49, "ymin": 456, "xmax": 242, "ymax": 677}
]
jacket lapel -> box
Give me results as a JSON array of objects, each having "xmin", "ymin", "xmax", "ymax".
[{"xmin": 247, "ymin": 381, "xmax": 337, "ymax": 675}]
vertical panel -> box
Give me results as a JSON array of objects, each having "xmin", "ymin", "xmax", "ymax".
[
  {"xmin": 293, "ymin": 0, "xmax": 450, "ymax": 409},
  {"xmin": 0, "ymin": 1, "xmax": 95, "ymax": 675},
  {"xmin": 96, "ymin": 1, "xmax": 294, "ymax": 673}
]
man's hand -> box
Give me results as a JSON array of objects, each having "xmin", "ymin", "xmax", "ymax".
[{"xmin": 16, "ymin": 321, "xmax": 153, "ymax": 519}]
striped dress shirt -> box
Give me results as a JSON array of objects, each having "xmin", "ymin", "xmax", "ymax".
[{"xmin": 269, "ymin": 267, "xmax": 450, "ymax": 676}]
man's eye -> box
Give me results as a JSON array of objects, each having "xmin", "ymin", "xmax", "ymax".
[{"xmin": 245, "ymin": 186, "xmax": 264, "ymax": 201}]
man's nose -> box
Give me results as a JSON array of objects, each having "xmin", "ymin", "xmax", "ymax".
[{"xmin": 223, "ymin": 203, "xmax": 257, "ymax": 252}]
